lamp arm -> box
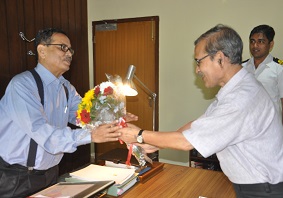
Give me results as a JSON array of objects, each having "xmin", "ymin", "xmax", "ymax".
[
  {"xmin": 133, "ymin": 75, "xmax": 156, "ymax": 99},
  {"xmin": 133, "ymin": 75, "xmax": 156, "ymax": 131}
]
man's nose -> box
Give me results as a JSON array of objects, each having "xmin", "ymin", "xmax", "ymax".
[
  {"xmin": 195, "ymin": 65, "xmax": 201, "ymax": 74},
  {"xmin": 66, "ymin": 50, "xmax": 73, "ymax": 56},
  {"xmin": 252, "ymin": 42, "xmax": 259, "ymax": 47}
]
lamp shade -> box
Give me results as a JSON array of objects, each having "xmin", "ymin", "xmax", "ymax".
[{"xmin": 123, "ymin": 65, "xmax": 138, "ymax": 96}]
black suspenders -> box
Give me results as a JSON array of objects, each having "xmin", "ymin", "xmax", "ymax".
[
  {"xmin": 27, "ymin": 69, "xmax": 44, "ymax": 170},
  {"xmin": 27, "ymin": 69, "xmax": 68, "ymax": 170}
]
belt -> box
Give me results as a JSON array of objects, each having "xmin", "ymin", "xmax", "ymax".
[
  {"xmin": 0, "ymin": 156, "xmax": 48, "ymax": 174},
  {"xmin": 233, "ymin": 182, "xmax": 283, "ymax": 193}
]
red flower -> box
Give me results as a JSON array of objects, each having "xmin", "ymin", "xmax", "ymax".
[
  {"xmin": 94, "ymin": 86, "xmax": 100, "ymax": 96},
  {"xmin": 104, "ymin": 86, "xmax": 113, "ymax": 96},
  {"xmin": 80, "ymin": 109, "xmax": 91, "ymax": 124}
]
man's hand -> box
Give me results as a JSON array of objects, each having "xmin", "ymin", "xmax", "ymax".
[
  {"xmin": 117, "ymin": 123, "xmax": 140, "ymax": 143},
  {"xmin": 135, "ymin": 143, "xmax": 160, "ymax": 153},
  {"xmin": 90, "ymin": 122, "xmax": 121, "ymax": 143}
]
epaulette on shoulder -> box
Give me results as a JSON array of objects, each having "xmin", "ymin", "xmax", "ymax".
[
  {"xmin": 273, "ymin": 57, "xmax": 283, "ymax": 65},
  {"xmin": 242, "ymin": 59, "xmax": 249, "ymax": 64}
]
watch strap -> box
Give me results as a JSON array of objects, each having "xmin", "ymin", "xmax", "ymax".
[{"xmin": 138, "ymin": 129, "xmax": 144, "ymax": 136}]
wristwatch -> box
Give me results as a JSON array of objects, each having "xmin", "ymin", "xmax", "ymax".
[{"xmin": 137, "ymin": 129, "xmax": 144, "ymax": 143}]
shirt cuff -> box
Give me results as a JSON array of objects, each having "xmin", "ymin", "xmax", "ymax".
[{"xmin": 76, "ymin": 128, "xmax": 91, "ymax": 146}]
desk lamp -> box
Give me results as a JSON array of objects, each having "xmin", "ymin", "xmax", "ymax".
[{"xmin": 123, "ymin": 65, "xmax": 157, "ymax": 131}]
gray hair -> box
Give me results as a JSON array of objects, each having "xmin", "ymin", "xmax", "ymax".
[{"xmin": 194, "ymin": 24, "xmax": 243, "ymax": 64}]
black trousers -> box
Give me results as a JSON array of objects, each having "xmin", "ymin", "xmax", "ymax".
[
  {"xmin": 233, "ymin": 182, "xmax": 283, "ymax": 198},
  {"xmin": 0, "ymin": 157, "xmax": 58, "ymax": 198}
]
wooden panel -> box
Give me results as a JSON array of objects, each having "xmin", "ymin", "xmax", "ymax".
[
  {"xmin": 0, "ymin": 0, "xmax": 90, "ymax": 176},
  {"xmin": 0, "ymin": 1, "xmax": 10, "ymax": 96},
  {"xmin": 93, "ymin": 17, "xmax": 159, "ymax": 159}
]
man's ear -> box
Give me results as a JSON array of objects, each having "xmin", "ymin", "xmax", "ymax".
[
  {"xmin": 269, "ymin": 41, "xmax": 274, "ymax": 52},
  {"xmin": 37, "ymin": 44, "xmax": 46, "ymax": 59},
  {"xmin": 215, "ymin": 51, "xmax": 225, "ymax": 67}
]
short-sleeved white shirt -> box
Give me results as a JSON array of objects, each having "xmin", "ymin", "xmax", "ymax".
[
  {"xmin": 242, "ymin": 54, "xmax": 283, "ymax": 117},
  {"xmin": 183, "ymin": 68, "xmax": 283, "ymax": 184}
]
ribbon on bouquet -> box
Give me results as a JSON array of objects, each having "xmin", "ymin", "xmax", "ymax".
[
  {"xmin": 117, "ymin": 117, "xmax": 132, "ymax": 166},
  {"xmin": 126, "ymin": 144, "xmax": 133, "ymax": 166},
  {"xmin": 117, "ymin": 117, "xmax": 127, "ymax": 144},
  {"xmin": 117, "ymin": 117, "xmax": 152, "ymax": 166}
]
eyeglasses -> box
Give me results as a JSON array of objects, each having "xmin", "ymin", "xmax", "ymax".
[
  {"xmin": 195, "ymin": 54, "xmax": 210, "ymax": 66},
  {"xmin": 45, "ymin": 44, "xmax": 74, "ymax": 55}
]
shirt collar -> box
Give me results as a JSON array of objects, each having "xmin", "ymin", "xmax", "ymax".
[
  {"xmin": 34, "ymin": 63, "xmax": 67, "ymax": 86},
  {"xmin": 261, "ymin": 54, "xmax": 273, "ymax": 66},
  {"xmin": 250, "ymin": 54, "xmax": 273, "ymax": 68},
  {"xmin": 216, "ymin": 68, "xmax": 248, "ymax": 100}
]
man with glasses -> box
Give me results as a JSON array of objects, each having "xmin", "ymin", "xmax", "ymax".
[
  {"xmin": 242, "ymin": 25, "xmax": 283, "ymax": 124},
  {"xmin": 0, "ymin": 28, "xmax": 136, "ymax": 197},
  {"xmin": 117, "ymin": 24, "xmax": 283, "ymax": 197}
]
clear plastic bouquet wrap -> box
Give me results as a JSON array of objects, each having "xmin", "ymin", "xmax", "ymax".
[
  {"xmin": 76, "ymin": 74, "xmax": 152, "ymax": 167},
  {"xmin": 130, "ymin": 143, "xmax": 152, "ymax": 166},
  {"xmin": 76, "ymin": 75, "xmax": 126, "ymax": 128}
]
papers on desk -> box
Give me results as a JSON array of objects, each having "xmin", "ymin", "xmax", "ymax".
[
  {"xmin": 69, "ymin": 164, "xmax": 138, "ymax": 197},
  {"xmin": 107, "ymin": 173, "xmax": 138, "ymax": 196},
  {"xmin": 70, "ymin": 164, "xmax": 136, "ymax": 185},
  {"xmin": 31, "ymin": 164, "xmax": 142, "ymax": 198}
]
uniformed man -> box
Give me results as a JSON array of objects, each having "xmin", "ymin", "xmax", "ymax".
[{"xmin": 242, "ymin": 25, "xmax": 283, "ymax": 124}]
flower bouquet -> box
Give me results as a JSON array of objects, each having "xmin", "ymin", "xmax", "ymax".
[
  {"xmin": 76, "ymin": 74, "xmax": 151, "ymax": 167},
  {"xmin": 76, "ymin": 75, "xmax": 126, "ymax": 128}
]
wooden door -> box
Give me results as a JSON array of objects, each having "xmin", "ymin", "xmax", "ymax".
[
  {"xmin": 0, "ymin": 0, "xmax": 90, "ymax": 175},
  {"xmin": 92, "ymin": 17, "xmax": 159, "ymax": 159}
]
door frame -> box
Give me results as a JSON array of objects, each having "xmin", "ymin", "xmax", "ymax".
[
  {"xmin": 92, "ymin": 16, "xmax": 159, "ymax": 161},
  {"xmin": 92, "ymin": 16, "xmax": 159, "ymax": 131}
]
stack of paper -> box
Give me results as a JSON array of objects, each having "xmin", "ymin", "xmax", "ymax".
[
  {"xmin": 107, "ymin": 173, "xmax": 138, "ymax": 197},
  {"xmin": 70, "ymin": 164, "xmax": 135, "ymax": 185}
]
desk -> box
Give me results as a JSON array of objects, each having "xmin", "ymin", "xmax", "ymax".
[{"xmin": 118, "ymin": 163, "xmax": 236, "ymax": 198}]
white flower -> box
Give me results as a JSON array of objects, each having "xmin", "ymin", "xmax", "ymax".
[
  {"xmin": 99, "ymin": 95, "xmax": 106, "ymax": 103},
  {"xmin": 99, "ymin": 82, "xmax": 115, "ymax": 94}
]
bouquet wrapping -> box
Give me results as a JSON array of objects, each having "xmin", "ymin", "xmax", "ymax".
[
  {"xmin": 76, "ymin": 75, "xmax": 126, "ymax": 128},
  {"xmin": 76, "ymin": 74, "xmax": 151, "ymax": 167}
]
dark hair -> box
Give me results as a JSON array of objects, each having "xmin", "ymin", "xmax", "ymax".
[
  {"xmin": 249, "ymin": 25, "xmax": 275, "ymax": 43},
  {"xmin": 34, "ymin": 28, "xmax": 67, "ymax": 60},
  {"xmin": 194, "ymin": 24, "xmax": 243, "ymax": 64}
]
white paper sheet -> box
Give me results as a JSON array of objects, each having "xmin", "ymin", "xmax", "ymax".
[{"xmin": 70, "ymin": 164, "xmax": 135, "ymax": 185}]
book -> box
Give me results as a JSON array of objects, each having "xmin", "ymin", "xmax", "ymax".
[
  {"xmin": 106, "ymin": 173, "xmax": 138, "ymax": 196},
  {"xmin": 29, "ymin": 180, "xmax": 115, "ymax": 198},
  {"xmin": 70, "ymin": 164, "xmax": 135, "ymax": 185}
]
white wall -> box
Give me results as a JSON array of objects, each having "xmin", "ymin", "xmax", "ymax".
[{"xmin": 87, "ymin": 0, "xmax": 283, "ymax": 166}]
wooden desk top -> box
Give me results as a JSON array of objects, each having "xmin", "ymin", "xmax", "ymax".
[{"xmin": 119, "ymin": 163, "xmax": 236, "ymax": 198}]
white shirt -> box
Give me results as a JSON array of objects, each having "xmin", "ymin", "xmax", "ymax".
[
  {"xmin": 242, "ymin": 54, "xmax": 283, "ymax": 118},
  {"xmin": 183, "ymin": 68, "xmax": 283, "ymax": 184}
]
